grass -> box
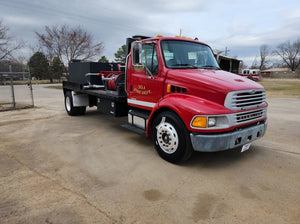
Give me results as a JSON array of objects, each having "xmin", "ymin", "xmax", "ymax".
[
  {"xmin": 14, "ymin": 79, "xmax": 63, "ymax": 85},
  {"xmin": 259, "ymin": 79, "xmax": 300, "ymax": 98},
  {"xmin": 45, "ymin": 85, "xmax": 63, "ymax": 90}
]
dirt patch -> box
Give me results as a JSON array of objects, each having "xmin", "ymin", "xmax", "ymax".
[
  {"xmin": 143, "ymin": 189, "xmax": 163, "ymax": 201},
  {"xmin": 192, "ymin": 193, "xmax": 217, "ymax": 221}
]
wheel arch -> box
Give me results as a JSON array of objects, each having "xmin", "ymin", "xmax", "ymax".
[
  {"xmin": 146, "ymin": 94, "xmax": 231, "ymax": 136},
  {"xmin": 147, "ymin": 106, "xmax": 179, "ymax": 137},
  {"xmin": 146, "ymin": 94, "xmax": 197, "ymax": 137},
  {"xmin": 64, "ymin": 90, "xmax": 86, "ymax": 116}
]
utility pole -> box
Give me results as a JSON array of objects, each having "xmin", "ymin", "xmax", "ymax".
[{"xmin": 225, "ymin": 47, "xmax": 230, "ymax": 56}]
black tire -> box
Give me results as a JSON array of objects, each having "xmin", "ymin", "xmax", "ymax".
[
  {"xmin": 152, "ymin": 111, "xmax": 193, "ymax": 163},
  {"xmin": 64, "ymin": 91, "xmax": 86, "ymax": 116}
]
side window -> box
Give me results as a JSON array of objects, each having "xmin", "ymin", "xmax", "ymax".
[{"xmin": 141, "ymin": 44, "xmax": 159, "ymax": 75}]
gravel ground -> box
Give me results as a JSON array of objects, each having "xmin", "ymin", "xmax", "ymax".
[{"xmin": 0, "ymin": 84, "xmax": 299, "ymax": 224}]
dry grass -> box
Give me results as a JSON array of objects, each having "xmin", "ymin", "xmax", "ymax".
[
  {"xmin": 45, "ymin": 85, "xmax": 62, "ymax": 90},
  {"xmin": 259, "ymin": 79, "xmax": 300, "ymax": 98},
  {"xmin": 14, "ymin": 79, "xmax": 62, "ymax": 85}
]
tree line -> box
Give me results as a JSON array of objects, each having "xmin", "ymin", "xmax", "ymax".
[
  {"xmin": 250, "ymin": 41, "xmax": 300, "ymax": 71},
  {"xmin": 0, "ymin": 20, "xmax": 299, "ymax": 82},
  {"xmin": 0, "ymin": 21, "xmax": 126, "ymax": 82}
]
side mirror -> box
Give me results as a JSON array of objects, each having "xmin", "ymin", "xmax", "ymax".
[{"xmin": 132, "ymin": 41, "xmax": 144, "ymax": 72}]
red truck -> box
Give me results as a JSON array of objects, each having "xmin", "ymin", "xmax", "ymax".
[{"xmin": 63, "ymin": 35, "xmax": 268, "ymax": 163}]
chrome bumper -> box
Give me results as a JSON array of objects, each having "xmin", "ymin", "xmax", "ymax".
[{"xmin": 190, "ymin": 122, "xmax": 267, "ymax": 152}]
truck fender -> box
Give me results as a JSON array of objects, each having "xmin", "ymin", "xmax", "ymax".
[{"xmin": 146, "ymin": 94, "xmax": 230, "ymax": 136}]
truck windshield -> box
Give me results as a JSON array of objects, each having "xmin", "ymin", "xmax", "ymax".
[{"xmin": 161, "ymin": 40, "xmax": 220, "ymax": 69}]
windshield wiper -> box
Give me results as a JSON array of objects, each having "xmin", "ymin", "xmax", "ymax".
[
  {"xmin": 171, "ymin": 63, "xmax": 198, "ymax": 68},
  {"xmin": 199, "ymin": 65, "xmax": 221, "ymax": 70}
]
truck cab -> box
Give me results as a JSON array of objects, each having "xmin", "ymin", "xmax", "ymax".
[{"xmin": 125, "ymin": 36, "xmax": 267, "ymax": 162}]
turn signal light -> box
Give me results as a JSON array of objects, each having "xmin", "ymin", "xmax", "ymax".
[
  {"xmin": 167, "ymin": 84, "xmax": 171, "ymax": 93},
  {"xmin": 192, "ymin": 116, "xmax": 207, "ymax": 128}
]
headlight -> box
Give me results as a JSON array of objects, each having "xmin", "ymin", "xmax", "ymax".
[{"xmin": 208, "ymin": 117, "xmax": 216, "ymax": 127}]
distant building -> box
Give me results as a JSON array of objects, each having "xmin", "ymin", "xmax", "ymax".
[
  {"xmin": 261, "ymin": 68, "xmax": 300, "ymax": 78},
  {"xmin": 261, "ymin": 68, "xmax": 290, "ymax": 78}
]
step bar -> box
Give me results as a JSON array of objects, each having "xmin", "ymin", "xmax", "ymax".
[{"xmin": 122, "ymin": 109, "xmax": 150, "ymax": 135}]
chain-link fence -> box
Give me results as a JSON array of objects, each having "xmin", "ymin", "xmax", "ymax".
[{"xmin": 0, "ymin": 66, "xmax": 34, "ymax": 111}]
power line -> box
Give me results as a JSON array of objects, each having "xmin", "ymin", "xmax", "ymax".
[{"xmin": 0, "ymin": 0, "xmax": 148, "ymax": 33}]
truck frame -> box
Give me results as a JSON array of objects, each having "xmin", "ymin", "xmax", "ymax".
[{"xmin": 63, "ymin": 35, "xmax": 268, "ymax": 163}]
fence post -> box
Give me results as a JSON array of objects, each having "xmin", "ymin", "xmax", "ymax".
[
  {"xmin": 28, "ymin": 67, "xmax": 34, "ymax": 107},
  {"xmin": 9, "ymin": 65, "xmax": 16, "ymax": 109}
]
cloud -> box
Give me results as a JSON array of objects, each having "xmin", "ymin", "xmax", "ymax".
[
  {"xmin": 0, "ymin": 0, "xmax": 299, "ymax": 65},
  {"xmin": 5, "ymin": 15, "xmax": 42, "ymax": 26}
]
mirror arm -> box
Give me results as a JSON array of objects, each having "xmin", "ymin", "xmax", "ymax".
[{"xmin": 144, "ymin": 66, "xmax": 154, "ymax": 79}]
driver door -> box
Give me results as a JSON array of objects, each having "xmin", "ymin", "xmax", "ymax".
[{"xmin": 128, "ymin": 42, "xmax": 164, "ymax": 110}]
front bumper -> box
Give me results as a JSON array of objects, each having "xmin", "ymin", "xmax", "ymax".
[{"xmin": 190, "ymin": 122, "xmax": 267, "ymax": 152}]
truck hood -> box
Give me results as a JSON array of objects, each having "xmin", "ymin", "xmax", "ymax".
[{"xmin": 165, "ymin": 69, "xmax": 264, "ymax": 106}]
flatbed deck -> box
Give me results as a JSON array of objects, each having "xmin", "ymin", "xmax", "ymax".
[{"xmin": 63, "ymin": 81, "xmax": 127, "ymax": 102}]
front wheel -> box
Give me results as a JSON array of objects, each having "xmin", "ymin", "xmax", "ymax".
[{"xmin": 152, "ymin": 111, "xmax": 193, "ymax": 163}]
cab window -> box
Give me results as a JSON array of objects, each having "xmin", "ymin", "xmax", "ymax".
[{"xmin": 141, "ymin": 44, "xmax": 158, "ymax": 75}]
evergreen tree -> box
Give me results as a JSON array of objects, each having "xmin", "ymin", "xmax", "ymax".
[
  {"xmin": 98, "ymin": 56, "xmax": 109, "ymax": 63},
  {"xmin": 28, "ymin": 52, "xmax": 50, "ymax": 81},
  {"xmin": 50, "ymin": 57, "xmax": 64, "ymax": 80},
  {"xmin": 114, "ymin": 45, "xmax": 126, "ymax": 63}
]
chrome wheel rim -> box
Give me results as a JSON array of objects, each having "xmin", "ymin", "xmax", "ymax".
[{"xmin": 156, "ymin": 117, "xmax": 179, "ymax": 154}]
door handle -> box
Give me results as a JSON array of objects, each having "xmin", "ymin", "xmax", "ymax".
[{"xmin": 146, "ymin": 75, "xmax": 155, "ymax": 79}]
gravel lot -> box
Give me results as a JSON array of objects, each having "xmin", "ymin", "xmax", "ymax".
[{"xmin": 0, "ymin": 84, "xmax": 299, "ymax": 224}]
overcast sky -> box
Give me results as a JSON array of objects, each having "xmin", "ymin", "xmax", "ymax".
[{"xmin": 0, "ymin": 0, "xmax": 299, "ymax": 66}]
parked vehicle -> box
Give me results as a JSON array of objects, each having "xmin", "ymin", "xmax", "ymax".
[
  {"xmin": 239, "ymin": 69, "xmax": 262, "ymax": 81},
  {"xmin": 63, "ymin": 35, "xmax": 268, "ymax": 163}
]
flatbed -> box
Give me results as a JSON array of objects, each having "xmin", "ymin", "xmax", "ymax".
[{"xmin": 63, "ymin": 81, "xmax": 127, "ymax": 102}]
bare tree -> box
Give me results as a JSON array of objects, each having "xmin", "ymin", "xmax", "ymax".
[
  {"xmin": 251, "ymin": 56, "xmax": 259, "ymax": 69},
  {"xmin": 239, "ymin": 60, "xmax": 247, "ymax": 70},
  {"xmin": 35, "ymin": 25, "xmax": 103, "ymax": 65},
  {"xmin": 259, "ymin": 44, "xmax": 269, "ymax": 70},
  {"xmin": 274, "ymin": 39, "xmax": 300, "ymax": 71},
  {"xmin": 0, "ymin": 21, "xmax": 23, "ymax": 60}
]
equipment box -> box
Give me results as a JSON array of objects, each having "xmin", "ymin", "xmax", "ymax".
[
  {"xmin": 68, "ymin": 62, "xmax": 120, "ymax": 85},
  {"xmin": 97, "ymin": 98, "xmax": 127, "ymax": 117}
]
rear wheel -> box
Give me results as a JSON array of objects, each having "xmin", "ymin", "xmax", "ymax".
[
  {"xmin": 64, "ymin": 91, "xmax": 86, "ymax": 116},
  {"xmin": 152, "ymin": 111, "xmax": 193, "ymax": 163}
]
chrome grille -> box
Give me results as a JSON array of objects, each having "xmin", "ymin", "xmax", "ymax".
[
  {"xmin": 236, "ymin": 109, "xmax": 265, "ymax": 123},
  {"xmin": 225, "ymin": 89, "xmax": 266, "ymax": 110}
]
